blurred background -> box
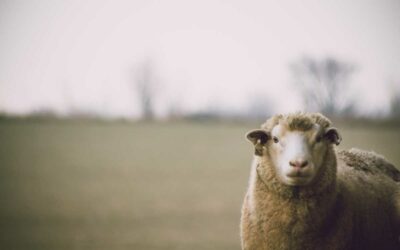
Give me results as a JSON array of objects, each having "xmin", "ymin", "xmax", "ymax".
[{"xmin": 0, "ymin": 0, "xmax": 399, "ymax": 249}]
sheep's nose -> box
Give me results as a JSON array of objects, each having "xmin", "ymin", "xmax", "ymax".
[{"xmin": 289, "ymin": 159, "xmax": 309, "ymax": 169}]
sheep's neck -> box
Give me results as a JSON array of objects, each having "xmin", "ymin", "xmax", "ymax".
[{"xmin": 252, "ymin": 176, "xmax": 339, "ymax": 248}]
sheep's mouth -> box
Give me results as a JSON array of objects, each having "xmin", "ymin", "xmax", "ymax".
[
  {"xmin": 286, "ymin": 171, "xmax": 310, "ymax": 178},
  {"xmin": 284, "ymin": 172, "xmax": 313, "ymax": 186},
  {"xmin": 284, "ymin": 177, "xmax": 312, "ymax": 186}
]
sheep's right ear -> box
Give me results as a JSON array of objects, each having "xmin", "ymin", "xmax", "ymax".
[
  {"xmin": 245, "ymin": 129, "xmax": 270, "ymax": 156},
  {"xmin": 325, "ymin": 127, "xmax": 342, "ymax": 145}
]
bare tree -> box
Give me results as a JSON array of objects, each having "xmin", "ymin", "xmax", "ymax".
[
  {"xmin": 290, "ymin": 56, "xmax": 356, "ymax": 116},
  {"xmin": 134, "ymin": 60, "xmax": 158, "ymax": 120},
  {"xmin": 389, "ymin": 83, "xmax": 400, "ymax": 118},
  {"xmin": 390, "ymin": 96, "xmax": 400, "ymax": 118}
]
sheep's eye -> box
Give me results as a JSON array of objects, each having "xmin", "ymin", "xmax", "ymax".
[
  {"xmin": 273, "ymin": 136, "xmax": 279, "ymax": 143},
  {"xmin": 316, "ymin": 136, "xmax": 322, "ymax": 143}
]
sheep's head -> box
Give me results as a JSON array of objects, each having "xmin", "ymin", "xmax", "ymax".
[{"xmin": 246, "ymin": 113, "xmax": 341, "ymax": 188}]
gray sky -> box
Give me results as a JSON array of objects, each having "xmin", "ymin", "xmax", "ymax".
[{"xmin": 0, "ymin": 0, "xmax": 399, "ymax": 118}]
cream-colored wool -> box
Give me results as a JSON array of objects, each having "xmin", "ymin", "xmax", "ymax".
[{"xmin": 241, "ymin": 112, "xmax": 400, "ymax": 250}]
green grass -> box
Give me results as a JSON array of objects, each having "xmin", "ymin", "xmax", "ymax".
[{"xmin": 0, "ymin": 120, "xmax": 399, "ymax": 250}]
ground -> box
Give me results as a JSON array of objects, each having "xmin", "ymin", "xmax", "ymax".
[{"xmin": 0, "ymin": 119, "xmax": 399, "ymax": 250}]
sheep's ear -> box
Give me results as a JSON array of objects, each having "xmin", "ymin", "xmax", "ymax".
[
  {"xmin": 245, "ymin": 129, "xmax": 270, "ymax": 156},
  {"xmin": 324, "ymin": 127, "xmax": 342, "ymax": 145},
  {"xmin": 246, "ymin": 129, "xmax": 269, "ymax": 145}
]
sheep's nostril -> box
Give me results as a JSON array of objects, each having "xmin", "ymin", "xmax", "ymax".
[{"xmin": 289, "ymin": 160, "xmax": 308, "ymax": 169}]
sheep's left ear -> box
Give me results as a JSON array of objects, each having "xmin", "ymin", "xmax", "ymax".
[
  {"xmin": 245, "ymin": 129, "xmax": 270, "ymax": 156},
  {"xmin": 325, "ymin": 127, "xmax": 342, "ymax": 145}
]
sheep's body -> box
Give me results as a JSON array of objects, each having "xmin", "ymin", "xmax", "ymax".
[{"xmin": 241, "ymin": 113, "xmax": 400, "ymax": 250}]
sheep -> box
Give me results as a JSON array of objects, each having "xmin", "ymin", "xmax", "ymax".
[{"xmin": 240, "ymin": 112, "xmax": 400, "ymax": 250}]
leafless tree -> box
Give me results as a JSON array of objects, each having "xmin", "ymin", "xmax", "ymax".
[
  {"xmin": 134, "ymin": 60, "xmax": 158, "ymax": 120},
  {"xmin": 389, "ymin": 83, "xmax": 400, "ymax": 118},
  {"xmin": 290, "ymin": 56, "xmax": 356, "ymax": 116}
]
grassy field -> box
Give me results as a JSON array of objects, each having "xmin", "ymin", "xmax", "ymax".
[{"xmin": 0, "ymin": 119, "xmax": 399, "ymax": 250}]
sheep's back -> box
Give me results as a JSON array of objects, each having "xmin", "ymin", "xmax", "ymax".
[
  {"xmin": 338, "ymin": 148, "xmax": 400, "ymax": 182},
  {"xmin": 336, "ymin": 148, "xmax": 400, "ymax": 250}
]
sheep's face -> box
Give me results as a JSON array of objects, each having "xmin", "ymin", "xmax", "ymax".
[
  {"xmin": 269, "ymin": 123, "xmax": 325, "ymax": 186},
  {"xmin": 247, "ymin": 120, "xmax": 341, "ymax": 187}
]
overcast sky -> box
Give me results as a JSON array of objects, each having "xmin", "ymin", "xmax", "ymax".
[{"xmin": 0, "ymin": 0, "xmax": 399, "ymax": 118}]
